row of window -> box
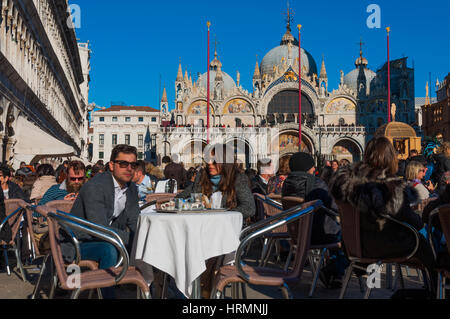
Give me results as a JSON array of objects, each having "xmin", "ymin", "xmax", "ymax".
[
  {"xmin": 98, "ymin": 116, "xmax": 158, "ymax": 123},
  {"xmin": 98, "ymin": 134, "xmax": 145, "ymax": 147}
]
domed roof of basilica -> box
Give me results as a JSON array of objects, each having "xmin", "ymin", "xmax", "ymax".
[
  {"xmin": 260, "ymin": 27, "xmax": 318, "ymax": 78},
  {"xmin": 344, "ymin": 68, "xmax": 376, "ymax": 93},
  {"xmin": 344, "ymin": 50, "xmax": 376, "ymax": 94},
  {"xmin": 199, "ymin": 70, "xmax": 236, "ymax": 92},
  {"xmin": 199, "ymin": 50, "xmax": 236, "ymax": 93}
]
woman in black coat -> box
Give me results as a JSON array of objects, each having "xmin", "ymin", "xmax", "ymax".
[{"xmin": 329, "ymin": 137, "xmax": 436, "ymax": 287}]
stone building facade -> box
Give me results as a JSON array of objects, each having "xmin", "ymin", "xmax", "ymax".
[
  {"xmin": 90, "ymin": 105, "xmax": 161, "ymax": 164},
  {"xmin": 158, "ymin": 21, "xmax": 417, "ymax": 168},
  {"xmin": 422, "ymin": 73, "xmax": 450, "ymax": 141},
  {"xmin": 0, "ymin": 0, "xmax": 90, "ymax": 168}
]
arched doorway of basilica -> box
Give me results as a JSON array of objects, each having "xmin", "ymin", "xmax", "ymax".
[
  {"xmin": 279, "ymin": 132, "xmax": 313, "ymax": 154},
  {"xmin": 181, "ymin": 140, "xmax": 207, "ymax": 168},
  {"xmin": 331, "ymin": 139, "xmax": 362, "ymax": 163},
  {"xmin": 226, "ymin": 138, "xmax": 252, "ymax": 170},
  {"xmin": 267, "ymin": 90, "xmax": 315, "ymax": 126}
]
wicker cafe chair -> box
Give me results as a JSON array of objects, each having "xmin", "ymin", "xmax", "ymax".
[
  {"xmin": 254, "ymin": 194, "xmax": 291, "ymax": 267},
  {"xmin": 336, "ymin": 200, "xmax": 430, "ymax": 299},
  {"xmin": 46, "ymin": 210, "xmax": 151, "ymax": 299},
  {"xmin": 0, "ymin": 199, "xmax": 28, "ymax": 282},
  {"xmin": 28, "ymin": 201, "xmax": 99, "ymax": 299},
  {"xmin": 282, "ymin": 196, "xmax": 341, "ymax": 298},
  {"xmin": 427, "ymin": 204, "xmax": 450, "ymax": 299},
  {"xmin": 212, "ymin": 200, "xmax": 322, "ymax": 299}
]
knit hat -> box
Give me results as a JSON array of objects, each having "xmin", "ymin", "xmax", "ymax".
[{"xmin": 289, "ymin": 152, "xmax": 316, "ymax": 172}]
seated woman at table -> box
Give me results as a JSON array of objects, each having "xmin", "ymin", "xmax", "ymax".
[
  {"xmin": 406, "ymin": 161, "xmax": 436, "ymax": 202},
  {"xmin": 177, "ymin": 144, "xmax": 255, "ymax": 221}
]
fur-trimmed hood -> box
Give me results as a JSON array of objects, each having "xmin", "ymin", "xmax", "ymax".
[{"xmin": 329, "ymin": 162, "xmax": 419, "ymax": 223}]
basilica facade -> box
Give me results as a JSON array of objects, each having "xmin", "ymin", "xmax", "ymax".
[{"xmin": 157, "ymin": 22, "xmax": 416, "ymax": 168}]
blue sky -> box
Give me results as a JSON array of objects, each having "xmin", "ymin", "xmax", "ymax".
[{"xmin": 73, "ymin": 0, "xmax": 450, "ymax": 110}]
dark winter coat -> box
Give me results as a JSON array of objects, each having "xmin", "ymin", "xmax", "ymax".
[
  {"xmin": 164, "ymin": 162, "xmax": 187, "ymax": 189},
  {"xmin": 329, "ymin": 162, "xmax": 424, "ymax": 259},
  {"xmin": 282, "ymin": 171, "xmax": 341, "ymax": 245},
  {"xmin": 0, "ymin": 190, "xmax": 11, "ymax": 243}
]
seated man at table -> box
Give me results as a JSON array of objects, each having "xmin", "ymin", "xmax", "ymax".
[
  {"xmin": 39, "ymin": 161, "xmax": 86, "ymax": 205},
  {"xmin": 66, "ymin": 145, "xmax": 141, "ymax": 298},
  {"xmin": 132, "ymin": 160, "xmax": 155, "ymax": 200}
]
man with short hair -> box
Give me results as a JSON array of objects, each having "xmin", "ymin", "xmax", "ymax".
[
  {"xmin": 0, "ymin": 165, "xmax": 29, "ymax": 201},
  {"xmin": 132, "ymin": 160, "xmax": 154, "ymax": 200},
  {"xmin": 250, "ymin": 159, "xmax": 274, "ymax": 195},
  {"xmin": 39, "ymin": 161, "xmax": 86, "ymax": 205},
  {"xmin": 67, "ymin": 145, "xmax": 141, "ymax": 298}
]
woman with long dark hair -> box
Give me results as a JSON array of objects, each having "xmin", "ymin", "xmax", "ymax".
[{"xmin": 177, "ymin": 144, "xmax": 255, "ymax": 220}]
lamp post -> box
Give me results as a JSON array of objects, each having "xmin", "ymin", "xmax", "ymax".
[{"xmin": 298, "ymin": 24, "xmax": 302, "ymax": 151}]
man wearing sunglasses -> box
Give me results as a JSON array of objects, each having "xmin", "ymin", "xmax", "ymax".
[
  {"xmin": 66, "ymin": 145, "xmax": 140, "ymax": 298},
  {"xmin": 39, "ymin": 161, "xmax": 86, "ymax": 205}
]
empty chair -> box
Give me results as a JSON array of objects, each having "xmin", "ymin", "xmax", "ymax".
[{"xmin": 211, "ymin": 200, "xmax": 323, "ymax": 299}]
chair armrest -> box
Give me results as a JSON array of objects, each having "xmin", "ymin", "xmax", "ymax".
[
  {"xmin": 48, "ymin": 212, "xmax": 129, "ymax": 284},
  {"xmin": 425, "ymin": 204, "xmax": 450, "ymax": 260},
  {"xmin": 379, "ymin": 214, "xmax": 421, "ymax": 261},
  {"xmin": 236, "ymin": 201, "xmax": 322, "ymax": 282},
  {"xmin": 52, "ymin": 210, "xmax": 126, "ymax": 268},
  {"xmin": 59, "ymin": 223, "xmax": 82, "ymax": 265},
  {"xmin": 25, "ymin": 204, "xmax": 82, "ymax": 263},
  {"xmin": 0, "ymin": 207, "xmax": 24, "ymax": 236},
  {"xmin": 240, "ymin": 201, "xmax": 309, "ymax": 241},
  {"xmin": 264, "ymin": 196, "xmax": 283, "ymax": 210}
]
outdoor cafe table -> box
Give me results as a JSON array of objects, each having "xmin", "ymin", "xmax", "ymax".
[{"xmin": 132, "ymin": 209, "xmax": 243, "ymax": 299}]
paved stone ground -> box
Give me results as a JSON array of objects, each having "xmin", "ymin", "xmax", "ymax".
[{"xmin": 0, "ymin": 249, "xmax": 426, "ymax": 300}]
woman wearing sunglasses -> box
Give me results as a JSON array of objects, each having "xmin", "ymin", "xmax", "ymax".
[
  {"xmin": 176, "ymin": 144, "xmax": 255, "ymax": 221},
  {"xmin": 406, "ymin": 161, "xmax": 436, "ymax": 202}
]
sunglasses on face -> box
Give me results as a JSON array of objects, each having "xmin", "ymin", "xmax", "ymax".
[
  {"xmin": 69, "ymin": 177, "xmax": 85, "ymax": 182},
  {"xmin": 114, "ymin": 160, "xmax": 139, "ymax": 169}
]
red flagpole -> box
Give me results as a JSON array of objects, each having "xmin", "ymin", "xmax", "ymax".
[
  {"xmin": 298, "ymin": 25, "xmax": 302, "ymax": 151},
  {"xmin": 387, "ymin": 27, "xmax": 391, "ymax": 123},
  {"xmin": 207, "ymin": 21, "xmax": 211, "ymax": 144}
]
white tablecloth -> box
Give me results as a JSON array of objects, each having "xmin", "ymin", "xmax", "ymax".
[{"xmin": 133, "ymin": 210, "xmax": 243, "ymax": 298}]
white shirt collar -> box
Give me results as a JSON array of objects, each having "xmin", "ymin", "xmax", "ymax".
[
  {"xmin": 59, "ymin": 180, "xmax": 67, "ymax": 191},
  {"xmin": 259, "ymin": 175, "xmax": 269, "ymax": 185},
  {"xmin": 112, "ymin": 176, "xmax": 128, "ymax": 193}
]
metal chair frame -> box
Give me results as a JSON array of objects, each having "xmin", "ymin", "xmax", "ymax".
[
  {"xmin": 339, "ymin": 211, "xmax": 424, "ymax": 299},
  {"xmin": 0, "ymin": 205, "xmax": 28, "ymax": 282},
  {"xmin": 47, "ymin": 211, "xmax": 151, "ymax": 299},
  {"xmin": 212, "ymin": 200, "xmax": 323, "ymax": 299},
  {"xmin": 427, "ymin": 204, "xmax": 450, "ymax": 299}
]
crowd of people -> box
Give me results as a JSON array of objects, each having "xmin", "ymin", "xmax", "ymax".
[{"xmin": 0, "ymin": 136, "xmax": 449, "ymax": 298}]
